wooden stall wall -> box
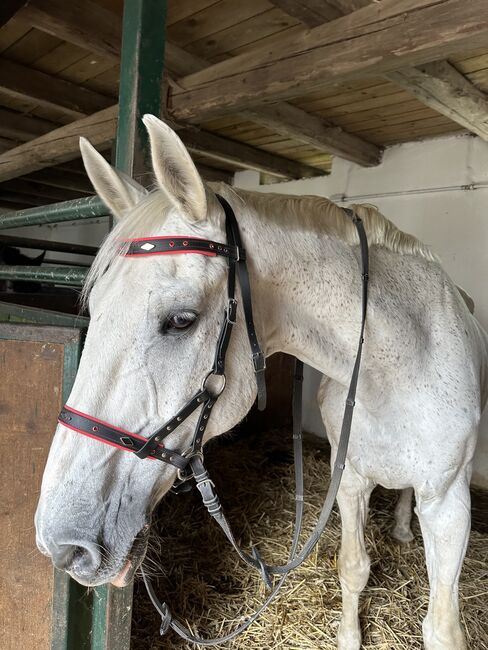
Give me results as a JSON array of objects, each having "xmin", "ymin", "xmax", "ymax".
[{"xmin": 0, "ymin": 324, "xmax": 81, "ymax": 650}]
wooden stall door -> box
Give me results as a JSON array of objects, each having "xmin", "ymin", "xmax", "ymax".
[{"xmin": 0, "ymin": 324, "xmax": 81, "ymax": 650}]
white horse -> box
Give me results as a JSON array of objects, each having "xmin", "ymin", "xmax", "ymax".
[{"xmin": 35, "ymin": 115, "xmax": 488, "ymax": 650}]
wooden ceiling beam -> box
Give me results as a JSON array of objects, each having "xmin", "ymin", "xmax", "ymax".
[
  {"xmin": 0, "ymin": 58, "xmax": 113, "ymax": 119},
  {"xmin": 385, "ymin": 62, "xmax": 488, "ymax": 141},
  {"xmin": 19, "ymin": 0, "xmax": 121, "ymax": 64},
  {"xmin": 22, "ymin": 169, "xmax": 93, "ymax": 193},
  {"xmin": 241, "ymin": 103, "xmax": 381, "ymax": 166},
  {"xmin": 0, "ymin": 105, "xmax": 320, "ymax": 182},
  {"xmin": 1, "ymin": 0, "xmax": 30, "ymax": 28},
  {"xmin": 18, "ymin": 0, "xmax": 380, "ymax": 167},
  {"xmin": 0, "ymin": 106, "xmax": 118, "ymax": 182},
  {"xmin": 195, "ymin": 164, "xmax": 234, "ymax": 184},
  {"xmin": 169, "ymin": 0, "xmax": 488, "ymax": 123},
  {"xmin": 273, "ymin": 0, "xmax": 488, "ymax": 140},
  {"xmin": 179, "ymin": 128, "xmax": 320, "ymax": 179},
  {"xmin": 0, "ymin": 179, "xmax": 84, "ymax": 202},
  {"xmin": 168, "ymin": 42, "xmax": 382, "ymax": 166},
  {"xmin": 269, "ymin": 0, "xmax": 372, "ymax": 26},
  {"xmin": 0, "ymin": 192, "xmax": 43, "ymax": 207},
  {"xmin": 0, "ymin": 108, "xmax": 56, "ymax": 142}
]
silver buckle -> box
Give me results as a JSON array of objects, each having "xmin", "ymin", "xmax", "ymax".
[{"xmin": 176, "ymin": 449, "xmax": 204, "ymax": 482}]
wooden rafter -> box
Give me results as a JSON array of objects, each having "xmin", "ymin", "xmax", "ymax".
[
  {"xmin": 267, "ymin": 0, "xmax": 372, "ymax": 27},
  {"xmin": 0, "ymin": 106, "xmax": 320, "ymax": 182},
  {"xmin": 0, "ymin": 179, "xmax": 83, "ymax": 202},
  {"xmin": 23, "ymin": 168, "xmax": 94, "ymax": 193},
  {"xmin": 19, "ymin": 0, "xmax": 121, "ymax": 64},
  {"xmin": 0, "ymin": 106, "xmax": 118, "ymax": 183},
  {"xmin": 20, "ymin": 0, "xmax": 381, "ymax": 166},
  {"xmin": 168, "ymin": 43, "xmax": 382, "ymax": 166},
  {"xmin": 385, "ymin": 62, "xmax": 488, "ymax": 141},
  {"xmin": 0, "ymin": 58, "xmax": 113, "ymax": 119},
  {"xmin": 178, "ymin": 128, "xmax": 319, "ymax": 178},
  {"xmin": 0, "ymin": 0, "xmax": 30, "ymax": 28},
  {"xmin": 271, "ymin": 0, "xmax": 488, "ymax": 140},
  {"xmin": 169, "ymin": 0, "xmax": 488, "ymax": 122},
  {"xmin": 241, "ymin": 103, "xmax": 381, "ymax": 166},
  {"xmin": 0, "ymin": 108, "xmax": 55, "ymax": 142}
]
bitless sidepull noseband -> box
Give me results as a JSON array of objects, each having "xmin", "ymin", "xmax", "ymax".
[{"xmin": 58, "ymin": 197, "xmax": 369, "ymax": 646}]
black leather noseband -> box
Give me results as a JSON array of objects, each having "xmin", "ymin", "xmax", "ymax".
[{"xmin": 58, "ymin": 196, "xmax": 369, "ymax": 646}]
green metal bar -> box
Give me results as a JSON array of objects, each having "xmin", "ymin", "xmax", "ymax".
[
  {"xmin": 0, "ymin": 196, "xmax": 107, "ymax": 230},
  {"xmin": 0, "ymin": 233, "xmax": 98, "ymax": 256},
  {"xmin": 0, "ymin": 265, "xmax": 87, "ymax": 285},
  {"xmin": 0, "ymin": 301, "xmax": 89, "ymax": 327}
]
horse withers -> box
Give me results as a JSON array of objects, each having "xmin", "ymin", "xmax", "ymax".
[{"xmin": 34, "ymin": 116, "xmax": 488, "ymax": 650}]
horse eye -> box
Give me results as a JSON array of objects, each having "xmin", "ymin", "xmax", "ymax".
[{"xmin": 163, "ymin": 311, "xmax": 197, "ymax": 334}]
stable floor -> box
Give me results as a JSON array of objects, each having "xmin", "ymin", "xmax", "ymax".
[{"xmin": 131, "ymin": 429, "xmax": 488, "ymax": 650}]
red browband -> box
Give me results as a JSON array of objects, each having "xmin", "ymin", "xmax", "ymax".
[{"xmin": 122, "ymin": 236, "xmax": 241, "ymax": 260}]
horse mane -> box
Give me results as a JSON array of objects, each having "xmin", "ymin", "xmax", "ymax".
[
  {"xmin": 227, "ymin": 186, "xmax": 438, "ymax": 263},
  {"xmin": 82, "ymin": 183, "xmax": 437, "ymax": 307}
]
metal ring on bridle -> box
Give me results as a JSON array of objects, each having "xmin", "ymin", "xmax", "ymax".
[{"xmin": 202, "ymin": 371, "xmax": 226, "ymax": 397}]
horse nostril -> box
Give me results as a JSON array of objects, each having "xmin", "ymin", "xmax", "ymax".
[
  {"xmin": 50, "ymin": 542, "xmax": 101, "ymax": 578},
  {"xmin": 69, "ymin": 544, "xmax": 102, "ymax": 577},
  {"xmin": 51, "ymin": 544, "xmax": 76, "ymax": 571}
]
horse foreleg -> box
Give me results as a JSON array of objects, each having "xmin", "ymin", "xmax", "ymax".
[
  {"xmin": 416, "ymin": 474, "xmax": 470, "ymax": 650},
  {"xmin": 334, "ymin": 459, "xmax": 374, "ymax": 650},
  {"xmin": 392, "ymin": 487, "xmax": 414, "ymax": 543}
]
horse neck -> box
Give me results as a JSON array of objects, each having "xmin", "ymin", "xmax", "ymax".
[{"xmin": 232, "ymin": 190, "xmax": 364, "ymax": 386}]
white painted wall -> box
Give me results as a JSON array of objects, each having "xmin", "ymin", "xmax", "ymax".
[{"xmin": 234, "ymin": 133, "xmax": 488, "ymax": 488}]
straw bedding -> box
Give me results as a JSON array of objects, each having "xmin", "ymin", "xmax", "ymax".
[{"xmin": 131, "ymin": 427, "xmax": 488, "ymax": 649}]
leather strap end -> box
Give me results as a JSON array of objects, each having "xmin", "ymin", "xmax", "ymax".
[
  {"xmin": 159, "ymin": 603, "xmax": 173, "ymax": 636},
  {"xmin": 252, "ymin": 546, "xmax": 273, "ymax": 590}
]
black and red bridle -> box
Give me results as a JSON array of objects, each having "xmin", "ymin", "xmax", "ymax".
[
  {"xmin": 57, "ymin": 195, "xmax": 369, "ymax": 646},
  {"xmin": 59, "ymin": 196, "xmax": 267, "ymax": 478}
]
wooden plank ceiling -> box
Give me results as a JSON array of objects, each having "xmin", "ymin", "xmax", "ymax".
[{"xmin": 0, "ymin": 0, "xmax": 488, "ymax": 210}]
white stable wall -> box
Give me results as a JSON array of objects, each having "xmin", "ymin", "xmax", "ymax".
[{"xmin": 234, "ymin": 133, "xmax": 488, "ymax": 488}]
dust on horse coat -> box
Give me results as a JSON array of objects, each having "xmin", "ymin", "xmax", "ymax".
[{"xmin": 34, "ymin": 116, "xmax": 488, "ymax": 650}]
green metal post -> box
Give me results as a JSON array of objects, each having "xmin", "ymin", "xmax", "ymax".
[
  {"xmin": 89, "ymin": 2, "xmax": 168, "ymax": 649},
  {"xmin": 115, "ymin": 0, "xmax": 167, "ymax": 177}
]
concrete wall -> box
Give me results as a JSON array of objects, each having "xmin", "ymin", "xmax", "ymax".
[{"xmin": 234, "ymin": 133, "xmax": 488, "ymax": 488}]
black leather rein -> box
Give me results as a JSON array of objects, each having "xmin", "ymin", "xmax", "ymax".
[{"xmin": 58, "ymin": 196, "xmax": 369, "ymax": 646}]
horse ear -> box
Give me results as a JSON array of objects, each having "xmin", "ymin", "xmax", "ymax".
[
  {"xmin": 142, "ymin": 114, "xmax": 207, "ymax": 223},
  {"xmin": 79, "ymin": 137, "xmax": 147, "ymax": 220}
]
